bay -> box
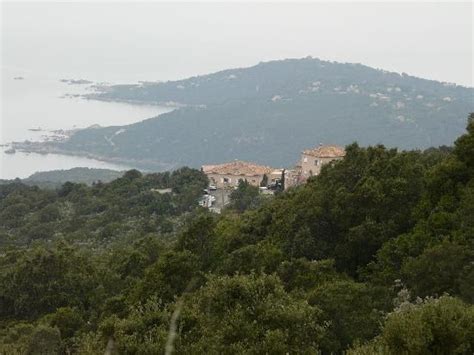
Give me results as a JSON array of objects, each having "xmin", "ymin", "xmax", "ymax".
[{"xmin": 1, "ymin": 68, "xmax": 171, "ymax": 179}]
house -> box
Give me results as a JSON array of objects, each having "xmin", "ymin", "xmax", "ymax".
[
  {"xmin": 300, "ymin": 144, "xmax": 345, "ymax": 179},
  {"xmin": 283, "ymin": 167, "xmax": 302, "ymax": 190},
  {"xmin": 202, "ymin": 160, "xmax": 283, "ymax": 188}
]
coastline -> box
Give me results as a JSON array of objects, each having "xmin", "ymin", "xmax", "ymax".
[
  {"xmin": 82, "ymin": 93, "xmax": 185, "ymax": 109},
  {"xmin": 9, "ymin": 141, "xmax": 176, "ymax": 172},
  {"xmin": 4, "ymin": 78, "xmax": 180, "ymax": 177}
]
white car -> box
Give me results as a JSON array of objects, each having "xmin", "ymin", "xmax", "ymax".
[{"xmin": 208, "ymin": 185, "xmax": 217, "ymax": 191}]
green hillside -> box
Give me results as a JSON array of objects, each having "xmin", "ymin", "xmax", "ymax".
[
  {"xmin": 41, "ymin": 57, "xmax": 474, "ymax": 170},
  {"xmin": 1, "ymin": 115, "xmax": 473, "ymax": 353}
]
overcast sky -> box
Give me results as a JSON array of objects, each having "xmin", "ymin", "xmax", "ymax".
[{"xmin": 2, "ymin": 1, "xmax": 473, "ymax": 85}]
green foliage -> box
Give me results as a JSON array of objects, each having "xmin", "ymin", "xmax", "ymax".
[
  {"xmin": 228, "ymin": 179, "xmax": 262, "ymax": 212},
  {"xmin": 243, "ymin": 142, "xmax": 435, "ymax": 275},
  {"xmin": 0, "ymin": 323, "xmax": 62, "ymax": 355},
  {"xmin": 46, "ymin": 307, "xmax": 85, "ymax": 340},
  {"xmin": 277, "ymin": 258, "xmax": 343, "ymax": 291},
  {"xmin": 401, "ymin": 240, "xmax": 474, "ymax": 300},
  {"xmin": 102, "ymin": 300, "xmax": 170, "ymax": 354},
  {"xmin": 177, "ymin": 273, "xmax": 327, "ymax": 354},
  {"xmin": 0, "ymin": 168, "xmax": 208, "ymax": 247},
  {"xmin": 0, "ymin": 245, "xmax": 101, "ymax": 319},
  {"xmin": 131, "ymin": 250, "xmax": 202, "ymax": 304},
  {"xmin": 176, "ymin": 211, "xmax": 217, "ymax": 268},
  {"xmin": 454, "ymin": 113, "xmax": 474, "ymax": 173},
  {"xmin": 367, "ymin": 117, "xmax": 474, "ymax": 299},
  {"xmin": 218, "ymin": 241, "xmax": 284, "ymax": 275},
  {"xmin": 350, "ymin": 296, "xmax": 474, "ymax": 354},
  {"xmin": 308, "ymin": 280, "xmax": 390, "ymax": 353},
  {"xmin": 1, "ymin": 116, "xmax": 473, "ymax": 353}
]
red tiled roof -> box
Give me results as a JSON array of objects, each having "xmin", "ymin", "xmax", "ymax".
[
  {"xmin": 302, "ymin": 145, "xmax": 345, "ymax": 158},
  {"xmin": 202, "ymin": 161, "xmax": 274, "ymax": 176}
]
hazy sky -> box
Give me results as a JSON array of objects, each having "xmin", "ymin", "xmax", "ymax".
[{"xmin": 2, "ymin": 1, "xmax": 473, "ymax": 85}]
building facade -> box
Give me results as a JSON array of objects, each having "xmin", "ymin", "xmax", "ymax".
[
  {"xmin": 300, "ymin": 144, "xmax": 345, "ymax": 179},
  {"xmin": 202, "ymin": 160, "xmax": 282, "ymax": 189},
  {"xmin": 283, "ymin": 168, "xmax": 302, "ymax": 190},
  {"xmin": 201, "ymin": 145, "xmax": 345, "ymax": 190}
]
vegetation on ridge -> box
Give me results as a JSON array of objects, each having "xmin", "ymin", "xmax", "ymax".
[{"xmin": 0, "ymin": 114, "xmax": 473, "ymax": 354}]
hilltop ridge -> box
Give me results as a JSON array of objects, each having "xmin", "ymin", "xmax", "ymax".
[{"xmin": 19, "ymin": 57, "xmax": 474, "ymax": 170}]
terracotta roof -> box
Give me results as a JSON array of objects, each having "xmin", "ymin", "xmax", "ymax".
[
  {"xmin": 202, "ymin": 161, "xmax": 274, "ymax": 176},
  {"xmin": 302, "ymin": 145, "xmax": 345, "ymax": 158}
]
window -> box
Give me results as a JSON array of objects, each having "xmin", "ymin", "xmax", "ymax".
[
  {"xmin": 303, "ymin": 157, "xmax": 308, "ymax": 163},
  {"xmin": 314, "ymin": 159, "xmax": 319, "ymax": 166},
  {"xmin": 223, "ymin": 177, "xmax": 230, "ymax": 183}
]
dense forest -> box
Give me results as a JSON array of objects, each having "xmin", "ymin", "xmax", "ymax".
[{"xmin": 1, "ymin": 115, "xmax": 473, "ymax": 354}]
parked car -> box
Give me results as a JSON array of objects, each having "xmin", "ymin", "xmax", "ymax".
[
  {"xmin": 208, "ymin": 185, "xmax": 217, "ymax": 191},
  {"xmin": 203, "ymin": 189, "xmax": 209, "ymax": 194},
  {"xmin": 267, "ymin": 181, "xmax": 282, "ymax": 190}
]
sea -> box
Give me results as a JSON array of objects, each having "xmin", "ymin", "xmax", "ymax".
[{"xmin": 1, "ymin": 68, "xmax": 170, "ymax": 180}]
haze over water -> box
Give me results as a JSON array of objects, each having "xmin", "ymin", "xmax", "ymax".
[{"xmin": 0, "ymin": 68, "xmax": 169, "ymax": 179}]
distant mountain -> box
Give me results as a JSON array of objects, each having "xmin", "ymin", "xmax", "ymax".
[{"xmin": 32, "ymin": 57, "xmax": 474, "ymax": 169}]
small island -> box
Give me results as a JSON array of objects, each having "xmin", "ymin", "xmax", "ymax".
[{"xmin": 60, "ymin": 78, "xmax": 93, "ymax": 85}]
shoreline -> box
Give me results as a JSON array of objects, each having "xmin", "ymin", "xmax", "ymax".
[
  {"xmin": 82, "ymin": 94, "xmax": 185, "ymax": 109},
  {"xmin": 9, "ymin": 141, "xmax": 176, "ymax": 172},
  {"xmin": 4, "ymin": 85, "xmax": 181, "ymax": 175}
]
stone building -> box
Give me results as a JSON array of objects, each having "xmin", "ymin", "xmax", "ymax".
[
  {"xmin": 282, "ymin": 168, "xmax": 302, "ymax": 190},
  {"xmin": 300, "ymin": 144, "xmax": 345, "ymax": 179},
  {"xmin": 202, "ymin": 160, "xmax": 283, "ymax": 189}
]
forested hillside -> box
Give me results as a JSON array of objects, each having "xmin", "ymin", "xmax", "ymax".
[
  {"xmin": 0, "ymin": 168, "xmax": 125, "ymax": 189},
  {"xmin": 0, "ymin": 167, "xmax": 207, "ymax": 248},
  {"xmin": 31, "ymin": 57, "xmax": 474, "ymax": 170},
  {"xmin": 1, "ymin": 115, "xmax": 473, "ymax": 354}
]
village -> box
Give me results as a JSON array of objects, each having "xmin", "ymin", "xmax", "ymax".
[{"xmin": 199, "ymin": 144, "xmax": 345, "ymax": 211}]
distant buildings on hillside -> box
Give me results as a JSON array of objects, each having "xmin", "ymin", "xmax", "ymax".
[{"xmin": 201, "ymin": 144, "xmax": 345, "ymax": 190}]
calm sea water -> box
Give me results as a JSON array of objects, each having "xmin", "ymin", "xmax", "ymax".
[{"xmin": 1, "ymin": 69, "xmax": 170, "ymax": 179}]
